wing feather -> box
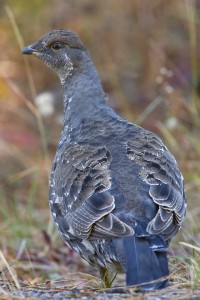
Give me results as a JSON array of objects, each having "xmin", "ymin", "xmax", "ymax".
[
  {"xmin": 125, "ymin": 131, "xmax": 186, "ymax": 240},
  {"xmin": 50, "ymin": 143, "xmax": 134, "ymax": 240}
]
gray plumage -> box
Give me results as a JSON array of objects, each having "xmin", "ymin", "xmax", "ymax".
[{"xmin": 22, "ymin": 29, "xmax": 186, "ymax": 290}]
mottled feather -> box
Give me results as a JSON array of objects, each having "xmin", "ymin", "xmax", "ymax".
[
  {"xmin": 126, "ymin": 131, "xmax": 186, "ymax": 239},
  {"xmin": 50, "ymin": 143, "xmax": 134, "ymax": 240}
]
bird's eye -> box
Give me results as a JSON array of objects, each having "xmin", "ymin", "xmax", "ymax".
[{"xmin": 51, "ymin": 42, "xmax": 62, "ymax": 50}]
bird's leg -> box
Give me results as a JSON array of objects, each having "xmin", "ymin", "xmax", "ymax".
[{"xmin": 98, "ymin": 267, "xmax": 117, "ymax": 288}]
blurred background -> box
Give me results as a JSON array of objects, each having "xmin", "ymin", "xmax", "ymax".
[{"xmin": 0, "ymin": 0, "xmax": 200, "ymax": 286}]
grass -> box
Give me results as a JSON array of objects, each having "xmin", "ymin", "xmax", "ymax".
[{"xmin": 0, "ymin": 0, "xmax": 200, "ymax": 298}]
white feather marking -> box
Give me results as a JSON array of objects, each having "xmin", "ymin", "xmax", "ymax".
[
  {"xmin": 68, "ymin": 226, "xmax": 75, "ymax": 235},
  {"xmin": 52, "ymin": 212, "xmax": 57, "ymax": 218},
  {"xmin": 81, "ymin": 240, "xmax": 94, "ymax": 253},
  {"xmin": 54, "ymin": 196, "xmax": 62, "ymax": 204}
]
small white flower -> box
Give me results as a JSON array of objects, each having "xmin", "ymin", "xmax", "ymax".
[
  {"xmin": 156, "ymin": 75, "xmax": 163, "ymax": 84},
  {"xmin": 165, "ymin": 85, "xmax": 173, "ymax": 94},
  {"xmin": 35, "ymin": 92, "xmax": 54, "ymax": 116}
]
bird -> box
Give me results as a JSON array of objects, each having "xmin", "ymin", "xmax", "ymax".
[{"xmin": 22, "ymin": 29, "xmax": 186, "ymax": 291}]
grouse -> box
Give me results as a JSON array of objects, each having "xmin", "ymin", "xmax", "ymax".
[{"xmin": 22, "ymin": 29, "xmax": 186, "ymax": 290}]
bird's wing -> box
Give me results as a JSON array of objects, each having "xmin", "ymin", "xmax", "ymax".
[
  {"xmin": 51, "ymin": 142, "xmax": 134, "ymax": 240},
  {"xmin": 125, "ymin": 131, "xmax": 186, "ymax": 240}
]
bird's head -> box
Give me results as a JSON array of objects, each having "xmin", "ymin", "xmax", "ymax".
[{"xmin": 22, "ymin": 29, "xmax": 88, "ymax": 84}]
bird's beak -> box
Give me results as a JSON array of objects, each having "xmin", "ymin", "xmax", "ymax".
[{"xmin": 22, "ymin": 45, "xmax": 37, "ymax": 55}]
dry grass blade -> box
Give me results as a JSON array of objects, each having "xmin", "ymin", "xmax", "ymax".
[
  {"xmin": 16, "ymin": 240, "xmax": 27, "ymax": 261},
  {"xmin": 5, "ymin": 5, "xmax": 37, "ymax": 101},
  {"xmin": 185, "ymin": 0, "xmax": 199, "ymax": 120},
  {"xmin": 8, "ymin": 166, "xmax": 39, "ymax": 183},
  {"xmin": 136, "ymin": 95, "xmax": 164, "ymax": 124},
  {"xmin": 0, "ymin": 73, "xmax": 38, "ymax": 117},
  {"xmin": 0, "ymin": 250, "xmax": 24, "ymax": 298},
  {"xmin": 3, "ymin": 5, "xmax": 51, "ymax": 172},
  {"xmin": 180, "ymin": 242, "xmax": 200, "ymax": 253},
  {"xmin": 52, "ymin": 272, "xmax": 103, "ymax": 290}
]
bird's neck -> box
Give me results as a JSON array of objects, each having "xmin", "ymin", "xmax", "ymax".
[{"xmin": 61, "ymin": 59, "xmax": 106, "ymax": 130}]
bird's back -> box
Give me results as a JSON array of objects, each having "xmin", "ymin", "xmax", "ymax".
[{"xmin": 51, "ymin": 110, "xmax": 186, "ymax": 243}]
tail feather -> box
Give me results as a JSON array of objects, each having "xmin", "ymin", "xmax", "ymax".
[{"xmin": 113, "ymin": 235, "xmax": 169, "ymax": 291}]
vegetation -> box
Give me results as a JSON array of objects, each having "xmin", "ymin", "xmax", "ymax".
[{"xmin": 0, "ymin": 0, "xmax": 200, "ymax": 298}]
